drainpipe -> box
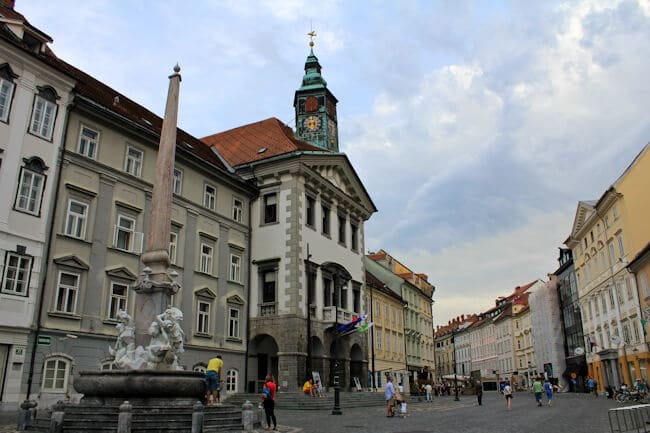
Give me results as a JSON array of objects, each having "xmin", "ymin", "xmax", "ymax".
[
  {"xmin": 25, "ymin": 99, "xmax": 74, "ymax": 401},
  {"xmin": 243, "ymin": 175, "xmax": 257, "ymax": 393}
]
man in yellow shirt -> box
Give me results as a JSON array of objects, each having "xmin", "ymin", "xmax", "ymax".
[
  {"xmin": 303, "ymin": 378, "xmax": 314, "ymax": 396},
  {"xmin": 205, "ymin": 355, "xmax": 223, "ymax": 406}
]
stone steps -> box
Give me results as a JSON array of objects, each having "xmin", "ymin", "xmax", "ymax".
[{"xmin": 225, "ymin": 391, "xmax": 387, "ymax": 410}]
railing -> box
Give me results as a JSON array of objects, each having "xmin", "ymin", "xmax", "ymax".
[
  {"xmin": 259, "ymin": 302, "xmax": 276, "ymax": 317},
  {"xmin": 322, "ymin": 306, "xmax": 353, "ymax": 323},
  {"xmin": 608, "ymin": 404, "xmax": 650, "ymax": 433}
]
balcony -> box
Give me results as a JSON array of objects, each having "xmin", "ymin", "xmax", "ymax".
[
  {"xmin": 322, "ymin": 306, "xmax": 353, "ymax": 323},
  {"xmin": 259, "ymin": 302, "xmax": 276, "ymax": 317}
]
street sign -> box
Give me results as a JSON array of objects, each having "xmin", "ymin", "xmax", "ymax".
[{"xmin": 37, "ymin": 335, "xmax": 51, "ymax": 346}]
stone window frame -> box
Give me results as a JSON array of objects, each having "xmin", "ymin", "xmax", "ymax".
[
  {"xmin": 64, "ymin": 198, "xmax": 89, "ymax": 240},
  {"xmin": 227, "ymin": 306, "xmax": 241, "ymax": 340},
  {"xmin": 14, "ymin": 156, "xmax": 48, "ymax": 217},
  {"xmin": 261, "ymin": 191, "xmax": 278, "ymax": 226},
  {"xmin": 48, "ymin": 256, "xmax": 88, "ymax": 320},
  {"xmin": 196, "ymin": 299, "xmax": 211, "ymax": 335},
  {"xmin": 321, "ymin": 201, "xmax": 331, "ymax": 237},
  {"xmin": 337, "ymin": 211, "xmax": 347, "ymax": 247},
  {"xmin": 198, "ymin": 241, "xmax": 214, "ymax": 275},
  {"xmin": 41, "ymin": 354, "xmax": 72, "ymax": 393},
  {"xmin": 203, "ymin": 183, "xmax": 216, "ymax": 211},
  {"xmin": 124, "ymin": 145, "xmax": 144, "ymax": 178},
  {"xmin": 305, "ymin": 193, "xmax": 316, "ymax": 230},
  {"xmin": 1, "ymin": 249, "xmax": 33, "ymax": 297},
  {"xmin": 106, "ymin": 280, "xmax": 129, "ymax": 321},
  {"xmin": 0, "ymin": 63, "xmax": 18, "ymax": 123},
  {"xmin": 193, "ymin": 287, "xmax": 216, "ymax": 338},
  {"xmin": 232, "ymin": 196, "xmax": 243, "ymax": 223},
  {"xmin": 350, "ymin": 219, "xmax": 359, "ymax": 252},
  {"xmin": 77, "ymin": 124, "xmax": 100, "ymax": 159},
  {"xmin": 172, "ymin": 166, "xmax": 183, "ymax": 195},
  {"xmin": 229, "ymin": 253, "xmax": 242, "ymax": 283},
  {"xmin": 256, "ymin": 258, "xmax": 280, "ymax": 316},
  {"xmin": 29, "ymin": 85, "xmax": 59, "ymax": 141}
]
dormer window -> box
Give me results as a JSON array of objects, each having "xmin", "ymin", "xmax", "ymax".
[
  {"xmin": 0, "ymin": 63, "xmax": 18, "ymax": 123},
  {"xmin": 29, "ymin": 86, "xmax": 59, "ymax": 140}
]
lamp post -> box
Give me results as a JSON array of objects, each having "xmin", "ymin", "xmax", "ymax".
[{"xmin": 527, "ymin": 362, "xmax": 532, "ymax": 389}]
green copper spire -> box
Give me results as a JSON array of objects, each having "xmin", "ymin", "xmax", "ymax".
[{"xmin": 294, "ymin": 29, "xmax": 339, "ymax": 152}]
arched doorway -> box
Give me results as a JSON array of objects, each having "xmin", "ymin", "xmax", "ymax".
[
  {"xmin": 329, "ymin": 339, "xmax": 348, "ymax": 389},
  {"xmin": 310, "ymin": 336, "xmax": 325, "ymax": 380},
  {"xmin": 248, "ymin": 334, "xmax": 279, "ymax": 392},
  {"xmin": 349, "ymin": 344, "xmax": 364, "ymax": 389}
]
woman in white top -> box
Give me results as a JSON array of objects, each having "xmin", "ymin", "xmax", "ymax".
[{"xmin": 503, "ymin": 384, "xmax": 513, "ymax": 410}]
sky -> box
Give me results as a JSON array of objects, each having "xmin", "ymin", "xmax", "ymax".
[{"xmin": 18, "ymin": 0, "xmax": 650, "ymax": 326}]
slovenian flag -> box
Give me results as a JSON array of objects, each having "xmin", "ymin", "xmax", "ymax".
[{"xmin": 337, "ymin": 314, "xmax": 368, "ymax": 333}]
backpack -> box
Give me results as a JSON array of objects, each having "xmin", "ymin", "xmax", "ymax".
[{"xmin": 262, "ymin": 388, "xmax": 272, "ymax": 399}]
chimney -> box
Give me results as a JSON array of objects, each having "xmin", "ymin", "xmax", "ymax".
[{"xmin": 1, "ymin": 0, "xmax": 15, "ymax": 9}]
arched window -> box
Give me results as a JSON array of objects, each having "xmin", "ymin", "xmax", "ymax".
[
  {"xmin": 41, "ymin": 356, "xmax": 71, "ymax": 392},
  {"xmin": 226, "ymin": 369, "xmax": 238, "ymax": 393}
]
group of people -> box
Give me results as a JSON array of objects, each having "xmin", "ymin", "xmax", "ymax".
[{"xmin": 302, "ymin": 378, "xmax": 326, "ymax": 397}]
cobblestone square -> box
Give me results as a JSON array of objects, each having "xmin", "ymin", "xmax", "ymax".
[{"xmin": 273, "ymin": 392, "xmax": 620, "ymax": 433}]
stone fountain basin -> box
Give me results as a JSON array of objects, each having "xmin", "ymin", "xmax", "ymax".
[{"xmin": 73, "ymin": 370, "xmax": 205, "ymax": 398}]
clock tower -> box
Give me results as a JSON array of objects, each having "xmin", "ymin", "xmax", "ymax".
[{"xmin": 294, "ymin": 31, "xmax": 339, "ymax": 152}]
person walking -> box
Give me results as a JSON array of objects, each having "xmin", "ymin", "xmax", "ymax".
[
  {"xmin": 385, "ymin": 376, "xmax": 396, "ymax": 417},
  {"xmin": 425, "ymin": 383, "xmax": 433, "ymax": 402},
  {"xmin": 503, "ymin": 383, "xmax": 513, "ymax": 410},
  {"xmin": 533, "ymin": 377, "xmax": 544, "ymax": 407},
  {"xmin": 588, "ymin": 377, "xmax": 597, "ymax": 397},
  {"xmin": 204, "ymin": 354, "xmax": 223, "ymax": 406},
  {"xmin": 475, "ymin": 380, "xmax": 483, "ymax": 406},
  {"xmin": 262, "ymin": 375, "xmax": 277, "ymax": 430},
  {"xmin": 544, "ymin": 379, "xmax": 553, "ymax": 406}
]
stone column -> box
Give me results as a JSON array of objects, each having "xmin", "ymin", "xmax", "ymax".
[{"xmin": 132, "ymin": 66, "xmax": 182, "ymax": 348}]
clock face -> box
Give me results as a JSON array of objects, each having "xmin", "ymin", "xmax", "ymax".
[{"xmin": 303, "ymin": 115, "xmax": 321, "ymax": 131}]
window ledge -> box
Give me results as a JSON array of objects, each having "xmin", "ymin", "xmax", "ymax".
[
  {"xmin": 103, "ymin": 319, "xmax": 119, "ymax": 326},
  {"xmin": 227, "ymin": 280, "xmax": 244, "ymax": 287},
  {"xmin": 13, "ymin": 207, "xmax": 40, "ymax": 218},
  {"xmin": 226, "ymin": 337, "xmax": 242, "ymax": 343},
  {"xmin": 0, "ymin": 290, "xmax": 29, "ymax": 298},
  {"xmin": 107, "ymin": 246, "xmax": 141, "ymax": 257},
  {"xmin": 195, "ymin": 270, "xmax": 216, "ymax": 278},
  {"xmin": 47, "ymin": 311, "xmax": 82, "ymax": 320},
  {"xmin": 57, "ymin": 233, "xmax": 93, "ymax": 244},
  {"xmin": 260, "ymin": 221, "xmax": 279, "ymax": 227},
  {"xmin": 194, "ymin": 332, "xmax": 213, "ymax": 339}
]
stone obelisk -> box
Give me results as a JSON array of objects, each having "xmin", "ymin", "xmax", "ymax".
[{"xmin": 133, "ymin": 65, "xmax": 182, "ymax": 348}]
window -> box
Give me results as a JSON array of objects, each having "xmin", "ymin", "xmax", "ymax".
[
  {"xmin": 641, "ymin": 273, "xmax": 649, "ymax": 299},
  {"xmin": 590, "ymin": 231, "xmax": 594, "ymax": 243},
  {"xmin": 608, "ymin": 288, "xmax": 615, "ymax": 310},
  {"xmin": 114, "ymin": 215, "xmax": 136, "ymax": 251},
  {"xmin": 229, "ymin": 254, "xmax": 241, "ymax": 283},
  {"xmin": 601, "ymin": 292, "xmax": 607, "ymax": 313},
  {"xmin": 350, "ymin": 222, "xmax": 358, "ymax": 251},
  {"xmin": 376, "ymin": 328, "xmax": 382, "ymax": 350},
  {"xmin": 228, "ymin": 307, "xmax": 240, "ymax": 338},
  {"xmin": 65, "ymin": 199, "xmax": 88, "ymax": 239},
  {"xmin": 626, "ymin": 278, "xmax": 634, "ymax": 301},
  {"xmin": 617, "ymin": 234, "xmax": 625, "ymax": 258},
  {"xmin": 616, "ymin": 281, "xmax": 624, "ymax": 305},
  {"xmin": 199, "ymin": 243, "xmax": 213, "ymax": 274},
  {"xmin": 263, "ymin": 193, "xmax": 277, "ymax": 224},
  {"xmin": 172, "ymin": 167, "xmax": 183, "ymax": 195},
  {"xmin": 306, "ymin": 195, "xmax": 315, "ymax": 228},
  {"xmin": 203, "ymin": 184, "xmax": 216, "ymax": 210},
  {"xmin": 608, "ymin": 242, "xmax": 616, "ymax": 267},
  {"xmin": 322, "ymin": 204, "xmax": 330, "ymax": 235},
  {"xmin": 0, "ymin": 64, "xmax": 17, "ymax": 122},
  {"xmin": 55, "ymin": 271, "xmax": 79, "ymax": 314},
  {"xmin": 1, "ymin": 252, "xmax": 32, "ymax": 295},
  {"xmin": 15, "ymin": 168, "xmax": 44, "ymax": 215},
  {"xmin": 226, "ymin": 369, "xmax": 238, "ymax": 393},
  {"xmin": 169, "ymin": 232, "xmax": 178, "ymax": 264},
  {"xmin": 338, "ymin": 214, "xmax": 346, "ymax": 245},
  {"xmin": 107, "ymin": 282, "xmax": 128, "ymax": 320},
  {"xmin": 101, "ymin": 361, "xmax": 116, "ymax": 370},
  {"xmin": 232, "ymin": 197, "xmax": 243, "ymax": 222},
  {"xmin": 613, "ymin": 206, "xmax": 619, "ymax": 220},
  {"xmin": 78, "ymin": 125, "xmax": 99, "ymax": 159},
  {"xmin": 197, "ymin": 300, "xmax": 210, "ymax": 334},
  {"xmin": 41, "ymin": 357, "xmax": 70, "ymax": 392},
  {"xmin": 30, "ymin": 87, "xmax": 58, "ymax": 140},
  {"xmin": 262, "ymin": 269, "xmax": 276, "ymax": 303},
  {"xmin": 124, "ymin": 146, "xmax": 143, "ymax": 177}
]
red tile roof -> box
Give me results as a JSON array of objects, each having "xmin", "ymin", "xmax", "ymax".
[{"xmin": 201, "ymin": 117, "xmax": 324, "ymax": 167}]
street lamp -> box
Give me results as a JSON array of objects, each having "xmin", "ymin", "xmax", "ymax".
[
  {"xmin": 527, "ymin": 362, "xmax": 532, "ymax": 389},
  {"xmin": 453, "ymin": 329, "xmax": 459, "ymax": 401}
]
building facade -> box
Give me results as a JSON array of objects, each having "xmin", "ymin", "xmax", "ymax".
[
  {"xmin": 566, "ymin": 144, "xmax": 650, "ymax": 392},
  {"xmin": 365, "ymin": 270, "xmax": 406, "ymax": 390},
  {"xmin": 0, "ymin": 6, "xmax": 75, "ymax": 409},
  {"xmin": 555, "ymin": 248, "xmax": 588, "ymax": 392},
  {"xmin": 204, "ymin": 46, "xmax": 377, "ymax": 392}
]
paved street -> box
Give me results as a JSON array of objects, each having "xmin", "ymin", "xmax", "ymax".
[
  {"xmin": 0, "ymin": 392, "xmax": 620, "ymax": 432},
  {"xmin": 272, "ymin": 392, "xmax": 619, "ymax": 433}
]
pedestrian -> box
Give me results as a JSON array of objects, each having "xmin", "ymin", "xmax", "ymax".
[
  {"xmin": 475, "ymin": 380, "xmax": 483, "ymax": 406},
  {"xmin": 262, "ymin": 374, "xmax": 277, "ymax": 430},
  {"xmin": 425, "ymin": 382, "xmax": 433, "ymax": 402},
  {"xmin": 385, "ymin": 376, "xmax": 396, "ymax": 417},
  {"xmin": 204, "ymin": 354, "xmax": 223, "ymax": 406},
  {"xmin": 544, "ymin": 379, "xmax": 553, "ymax": 406},
  {"xmin": 533, "ymin": 377, "xmax": 544, "ymax": 407},
  {"xmin": 302, "ymin": 378, "xmax": 314, "ymax": 396},
  {"xmin": 503, "ymin": 383, "xmax": 513, "ymax": 410},
  {"xmin": 587, "ymin": 377, "xmax": 597, "ymax": 397}
]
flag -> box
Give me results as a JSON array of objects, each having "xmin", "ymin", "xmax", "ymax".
[
  {"xmin": 358, "ymin": 322, "xmax": 374, "ymax": 333},
  {"xmin": 336, "ymin": 314, "xmax": 367, "ymax": 333}
]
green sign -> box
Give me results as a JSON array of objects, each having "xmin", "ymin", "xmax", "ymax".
[{"xmin": 37, "ymin": 336, "xmax": 51, "ymax": 346}]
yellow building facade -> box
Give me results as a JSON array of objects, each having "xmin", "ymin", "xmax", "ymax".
[{"xmin": 566, "ymin": 144, "xmax": 650, "ymax": 392}]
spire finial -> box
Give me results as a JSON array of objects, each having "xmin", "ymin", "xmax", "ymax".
[
  {"xmin": 307, "ymin": 28, "xmax": 316, "ymax": 48},
  {"xmin": 173, "ymin": 63, "xmax": 180, "ymax": 73}
]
